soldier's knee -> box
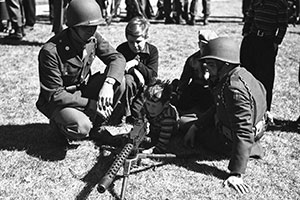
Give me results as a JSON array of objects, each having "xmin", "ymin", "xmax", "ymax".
[{"xmin": 58, "ymin": 119, "xmax": 92, "ymax": 140}]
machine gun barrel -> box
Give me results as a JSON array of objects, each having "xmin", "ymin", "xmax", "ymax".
[{"xmin": 97, "ymin": 143, "xmax": 134, "ymax": 193}]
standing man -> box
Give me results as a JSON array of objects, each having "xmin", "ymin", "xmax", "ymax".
[
  {"xmin": 5, "ymin": 0, "xmax": 24, "ymax": 39},
  {"xmin": 36, "ymin": 0, "xmax": 126, "ymax": 141},
  {"xmin": 184, "ymin": 37, "xmax": 267, "ymax": 194},
  {"xmin": 173, "ymin": 0, "xmax": 210, "ymax": 25},
  {"xmin": 240, "ymin": 0, "xmax": 288, "ymax": 122}
]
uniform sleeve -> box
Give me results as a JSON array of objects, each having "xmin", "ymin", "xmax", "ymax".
[
  {"xmin": 136, "ymin": 45, "xmax": 159, "ymax": 85},
  {"xmin": 178, "ymin": 56, "xmax": 193, "ymax": 92},
  {"xmin": 224, "ymin": 85, "xmax": 255, "ymax": 174},
  {"xmin": 95, "ymin": 33, "xmax": 126, "ymax": 84},
  {"xmin": 38, "ymin": 47, "xmax": 89, "ymax": 108}
]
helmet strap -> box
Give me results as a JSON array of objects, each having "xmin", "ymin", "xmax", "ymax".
[{"xmin": 217, "ymin": 62, "xmax": 234, "ymax": 80}]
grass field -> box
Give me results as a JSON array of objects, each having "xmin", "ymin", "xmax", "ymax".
[{"xmin": 0, "ymin": 0, "xmax": 299, "ymax": 199}]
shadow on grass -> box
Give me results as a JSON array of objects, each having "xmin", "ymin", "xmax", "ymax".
[
  {"xmin": 74, "ymin": 134, "xmax": 229, "ymax": 200},
  {"xmin": 0, "ymin": 123, "xmax": 72, "ymax": 161},
  {"xmin": 75, "ymin": 152, "xmax": 115, "ymax": 200},
  {"xmin": 0, "ymin": 38, "xmax": 44, "ymax": 46},
  {"xmin": 167, "ymin": 139, "xmax": 229, "ymax": 180}
]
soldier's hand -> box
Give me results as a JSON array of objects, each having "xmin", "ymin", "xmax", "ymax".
[
  {"xmin": 96, "ymin": 105, "xmax": 113, "ymax": 120},
  {"xmin": 223, "ymin": 175, "xmax": 251, "ymax": 194},
  {"xmin": 184, "ymin": 124, "xmax": 198, "ymax": 148},
  {"xmin": 98, "ymin": 81, "xmax": 114, "ymax": 112},
  {"xmin": 125, "ymin": 59, "xmax": 139, "ymax": 71},
  {"xmin": 86, "ymin": 99, "xmax": 113, "ymax": 120},
  {"xmin": 142, "ymin": 146, "xmax": 155, "ymax": 154}
]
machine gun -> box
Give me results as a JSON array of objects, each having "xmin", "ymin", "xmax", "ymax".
[{"xmin": 97, "ymin": 120, "xmax": 177, "ymax": 200}]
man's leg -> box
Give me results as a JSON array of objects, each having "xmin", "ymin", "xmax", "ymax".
[
  {"xmin": 202, "ymin": 0, "xmax": 210, "ymax": 25},
  {"xmin": 164, "ymin": 0, "xmax": 174, "ymax": 23},
  {"xmin": 253, "ymin": 38, "xmax": 276, "ymax": 112},
  {"xmin": 5, "ymin": 0, "xmax": 24, "ymax": 39},
  {"xmin": 51, "ymin": 107, "xmax": 93, "ymax": 140},
  {"xmin": 240, "ymin": 35, "xmax": 255, "ymax": 71},
  {"xmin": 23, "ymin": 0, "xmax": 36, "ymax": 28},
  {"xmin": 51, "ymin": 0, "xmax": 64, "ymax": 34},
  {"xmin": 187, "ymin": 0, "xmax": 198, "ymax": 25}
]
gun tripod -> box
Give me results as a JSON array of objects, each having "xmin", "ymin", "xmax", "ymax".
[{"xmin": 97, "ymin": 145, "xmax": 176, "ymax": 200}]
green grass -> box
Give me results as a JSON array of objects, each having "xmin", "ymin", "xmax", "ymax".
[{"xmin": 0, "ymin": 0, "xmax": 299, "ymax": 199}]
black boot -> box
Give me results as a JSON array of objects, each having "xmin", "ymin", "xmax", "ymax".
[{"xmin": 187, "ymin": 15, "xmax": 195, "ymax": 25}]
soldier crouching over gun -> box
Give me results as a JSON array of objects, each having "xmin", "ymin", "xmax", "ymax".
[{"xmin": 97, "ymin": 79, "xmax": 179, "ymax": 200}]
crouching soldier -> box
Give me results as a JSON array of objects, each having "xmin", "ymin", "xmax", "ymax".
[
  {"xmin": 184, "ymin": 37, "xmax": 267, "ymax": 194},
  {"xmin": 36, "ymin": 0, "xmax": 126, "ymax": 141}
]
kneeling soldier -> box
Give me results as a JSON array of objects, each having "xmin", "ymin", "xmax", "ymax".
[
  {"xmin": 184, "ymin": 37, "xmax": 267, "ymax": 194},
  {"xmin": 36, "ymin": 0, "xmax": 126, "ymax": 141}
]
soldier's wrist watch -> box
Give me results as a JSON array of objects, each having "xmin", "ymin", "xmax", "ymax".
[{"xmin": 104, "ymin": 78, "xmax": 115, "ymax": 85}]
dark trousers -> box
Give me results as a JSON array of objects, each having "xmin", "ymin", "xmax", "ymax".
[
  {"xmin": 163, "ymin": 0, "xmax": 173, "ymax": 19},
  {"xmin": 242, "ymin": 0, "xmax": 251, "ymax": 17},
  {"xmin": 51, "ymin": 0, "xmax": 64, "ymax": 34},
  {"xmin": 240, "ymin": 34, "xmax": 278, "ymax": 111},
  {"xmin": 196, "ymin": 124, "xmax": 264, "ymax": 159},
  {"xmin": 201, "ymin": 0, "xmax": 210, "ymax": 16},
  {"xmin": 123, "ymin": 73, "xmax": 144, "ymax": 120},
  {"xmin": 23, "ymin": 0, "xmax": 35, "ymax": 26}
]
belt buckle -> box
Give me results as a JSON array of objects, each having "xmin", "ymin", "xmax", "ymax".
[{"xmin": 257, "ymin": 30, "xmax": 264, "ymax": 37}]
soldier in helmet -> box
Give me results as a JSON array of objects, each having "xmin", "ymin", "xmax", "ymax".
[
  {"xmin": 36, "ymin": 0, "xmax": 126, "ymax": 141},
  {"xmin": 184, "ymin": 37, "xmax": 267, "ymax": 194}
]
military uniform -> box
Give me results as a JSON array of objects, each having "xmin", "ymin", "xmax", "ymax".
[
  {"xmin": 194, "ymin": 66, "xmax": 267, "ymax": 174},
  {"xmin": 36, "ymin": 28, "xmax": 126, "ymax": 139},
  {"xmin": 175, "ymin": 50, "xmax": 213, "ymax": 114}
]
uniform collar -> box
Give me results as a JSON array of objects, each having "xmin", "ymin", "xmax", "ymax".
[
  {"xmin": 69, "ymin": 28, "xmax": 86, "ymax": 52},
  {"xmin": 132, "ymin": 42, "xmax": 150, "ymax": 56}
]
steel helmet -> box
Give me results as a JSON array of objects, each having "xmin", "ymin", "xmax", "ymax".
[
  {"xmin": 66, "ymin": 0, "xmax": 103, "ymax": 27},
  {"xmin": 200, "ymin": 37, "xmax": 240, "ymax": 64}
]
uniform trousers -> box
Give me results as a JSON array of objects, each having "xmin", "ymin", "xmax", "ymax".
[
  {"xmin": 240, "ymin": 34, "xmax": 278, "ymax": 111},
  {"xmin": 51, "ymin": 72, "xmax": 126, "ymax": 140},
  {"xmin": 195, "ymin": 124, "xmax": 264, "ymax": 158}
]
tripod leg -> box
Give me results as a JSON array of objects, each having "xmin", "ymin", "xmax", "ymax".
[{"xmin": 120, "ymin": 159, "xmax": 132, "ymax": 200}]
